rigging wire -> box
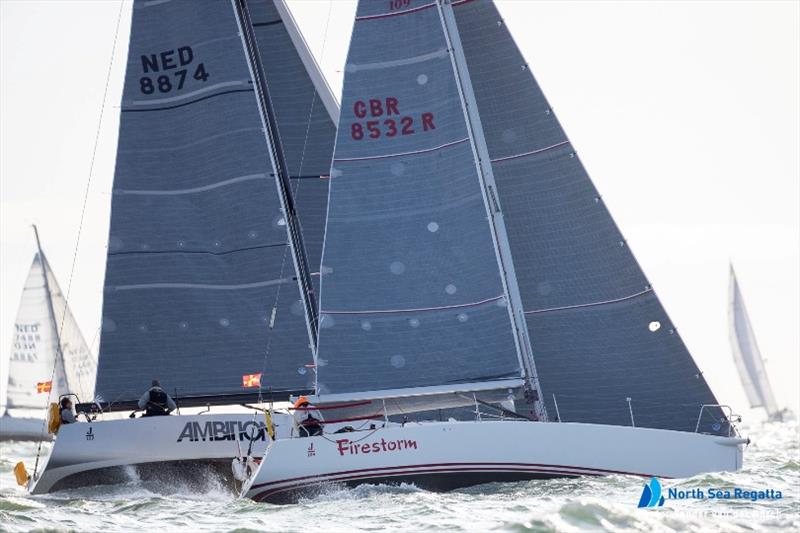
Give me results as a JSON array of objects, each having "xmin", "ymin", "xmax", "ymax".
[
  {"xmin": 257, "ymin": 0, "xmax": 334, "ymax": 406},
  {"xmin": 32, "ymin": 0, "xmax": 126, "ymax": 480}
]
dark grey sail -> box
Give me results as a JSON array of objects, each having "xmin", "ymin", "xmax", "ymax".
[
  {"xmin": 450, "ymin": 0, "xmax": 725, "ymax": 434},
  {"xmin": 248, "ymin": 0, "xmax": 338, "ymax": 311},
  {"xmin": 314, "ymin": 0, "xmax": 526, "ymax": 400},
  {"xmin": 96, "ymin": 0, "xmax": 329, "ymax": 404}
]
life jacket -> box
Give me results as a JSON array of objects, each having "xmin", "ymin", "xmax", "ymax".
[
  {"xmin": 145, "ymin": 387, "xmax": 169, "ymax": 416},
  {"xmin": 47, "ymin": 402, "xmax": 61, "ymax": 434}
]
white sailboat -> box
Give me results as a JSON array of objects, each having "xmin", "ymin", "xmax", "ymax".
[
  {"xmin": 25, "ymin": 0, "xmax": 340, "ymax": 493},
  {"xmin": 1, "ymin": 227, "xmax": 96, "ymax": 442},
  {"xmin": 729, "ymin": 265, "xmax": 788, "ymax": 422},
  {"xmin": 240, "ymin": 0, "xmax": 747, "ymax": 503}
]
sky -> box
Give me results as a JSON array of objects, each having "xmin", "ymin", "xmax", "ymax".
[{"xmin": 0, "ymin": 0, "xmax": 798, "ymax": 422}]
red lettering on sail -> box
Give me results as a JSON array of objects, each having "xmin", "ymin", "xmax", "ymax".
[{"xmin": 349, "ymin": 97, "xmax": 435, "ymax": 140}]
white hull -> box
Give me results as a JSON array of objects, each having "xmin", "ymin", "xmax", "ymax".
[
  {"xmin": 28, "ymin": 412, "xmax": 284, "ymax": 494},
  {"xmin": 242, "ymin": 420, "xmax": 747, "ymax": 503},
  {"xmin": 0, "ymin": 415, "xmax": 50, "ymax": 442}
]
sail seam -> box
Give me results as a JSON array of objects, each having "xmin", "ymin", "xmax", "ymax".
[
  {"xmin": 333, "ymin": 137, "xmax": 469, "ymax": 162},
  {"xmin": 118, "ymin": 127, "xmax": 263, "ymax": 154},
  {"xmin": 356, "ymin": 2, "xmax": 437, "ymax": 21},
  {"xmin": 490, "ymin": 140, "xmax": 570, "ymax": 163},
  {"xmin": 346, "ymin": 48, "xmax": 448, "ymax": 72},
  {"xmin": 322, "ymin": 295, "xmax": 504, "ymax": 316},
  {"xmin": 524, "ymin": 288, "xmax": 653, "ymax": 315},
  {"xmin": 108, "ymin": 277, "xmax": 293, "ymax": 291},
  {"xmin": 253, "ymin": 19, "xmax": 282, "ymax": 27},
  {"xmin": 107, "ymin": 242, "xmax": 287, "ymax": 257},
  {"xmin": 114, "ymin": 173, "xmax": 267, "ymax": 195},
  {"xmin": 139, "ymin": 0, "xmax": 171, "ymax": 8},
  {"xmin": 121, "ymin": 88, "xmax": 254, "ymax": 113},
  {"xmin": 125, "ymin": 80, "xmax": 252, "ymax": 107}
]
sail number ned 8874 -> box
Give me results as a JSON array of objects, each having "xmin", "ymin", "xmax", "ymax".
[
  {"xmin": 350, "ymin": 97, "xmax": 436, "ymax": 140},
  {"xmin": 139, "ymin": 45, "xmax": 209, "ymax": 95}
]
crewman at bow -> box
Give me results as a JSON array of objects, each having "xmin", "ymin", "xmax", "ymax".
[
  {"xmin": 292, "ymin": 396, "xmax": 324, "ymax": 437},
  {"xmin": 138, "ymin": 379, "xmax": 177, "ymax": 417}
]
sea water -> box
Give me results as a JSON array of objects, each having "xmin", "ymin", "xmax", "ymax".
[{"xmin": 0, "ymin": 419, "xmax": 797, "ymax": 532}]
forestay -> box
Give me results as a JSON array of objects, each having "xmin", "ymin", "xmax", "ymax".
[
  {"xmin": 729, "ymin": 266, "xmax": 778, "ymax": 415},
  {"xmin": 96, "ymin": 0, "xmax": 328, "ymax": 403},
  {"xmin": 315, "ymin": 0, "xmax": 524, "ymax": 398},
  {"xmin": 451, "ymin": 0, "xmax": 725, "ymax": 434}
]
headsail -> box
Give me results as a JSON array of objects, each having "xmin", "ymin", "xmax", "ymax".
[
  {"xmin": 95, "ymin": 0, "xmax": 334, "ymax": 404},
  {"xmin": 5, "ymin": 249, "xmax": 95, "ymax": 410},
  {"xmin": 729, "ymin": 266, "xmax": 779, "ymax": 416},
  {"xmin": 248, "ymin": 0, "xmax": 338, "ymax": 313},
  {"xmin": 449, "ymin": 0, "xmax": 725, "ymax": 434},
  {"xmin": 314, "ymin": 0, "xmax": 528, "ymax": 402}
]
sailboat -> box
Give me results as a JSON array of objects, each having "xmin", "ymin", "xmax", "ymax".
[
  {"xmin": 25, "ymin": 0, "xmax": 339, "ymax": 494},
  {"xmin": 240, "ymin": 0, "xmax": 748, "ymax": 503},
  {"xmin": 729, "ymin": 265, "xmax": 788, "ymax": 422},
  {"xmin": 1, "ymin": 227, "xmax": 96, "ymax": 442}
]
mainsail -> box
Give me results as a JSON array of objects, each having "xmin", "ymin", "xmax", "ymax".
[
  {"xmin": 5, "ymin": 241, "xmax": 95, "ymax": 410},
  {"xmin": 95, "ymin": 0, "xmax": 335, "ymax": 405},
  {"xmin": 315, "ymin": 0, "xmax": 536, "ymax": 404},
  {"xmin": 449, "ymin": 0, "xmax": 725, "ymax": 434},
  {"xmin": 316, "ymin": 0, "xmax": 724, "ymax": 435},
  {"xmin": 729, "ymin": 266, "xmax": 779, "ymax": 417}
]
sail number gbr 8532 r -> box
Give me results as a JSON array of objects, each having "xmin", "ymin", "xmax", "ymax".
[
  {"xmin": 350, "ymin": 97, "xmax": 435, "ymax": 140},
  {"xmin": 138, "ymin": 46, "xmax": 209, "ymax": 95}
]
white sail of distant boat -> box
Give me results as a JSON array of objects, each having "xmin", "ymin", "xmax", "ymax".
[
  {"xmin": 1, "ymin": 226, "xmax": 96, "ymax": 441},
  {"xmin": 728, "ymin": 265, "xmax": 785, "ymax": 421}
]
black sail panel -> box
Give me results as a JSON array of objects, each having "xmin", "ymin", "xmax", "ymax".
[
  {"xmin": 95, "ymin": 0, "xmax": 315, "ymax": 403},
  {"xmin": 452, "ymin": 0, "xmax": 725, "ymax": 434}
]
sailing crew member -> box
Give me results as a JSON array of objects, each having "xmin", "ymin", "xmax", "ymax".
[
  {"xmin": 60, "ymin": 397, "xmax": 77, "ymax": 424},
  {"xmin": 293, "ymin": 396, "xmax": 324, "ymax": 437},
  {"xmin": 138, "ymin": 379, "xmax": 177, "ymax": 417}
]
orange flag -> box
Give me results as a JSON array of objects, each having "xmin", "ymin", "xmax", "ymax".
[
  {"xmin": 36, "ymin": 381, "xmax": 52, "ymax": 393},
  {"xmin": 242, "ymin": 373, "xmax": 262, "ymax": 388}
]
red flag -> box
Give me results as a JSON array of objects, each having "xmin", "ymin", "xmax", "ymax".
[
  {"xmin": 242, "ymin": 373, "xmax": 262, "ymax": 388},
  {"xmin": 36, "ymin": 381, "xmax": 52, "ymax": 393}
]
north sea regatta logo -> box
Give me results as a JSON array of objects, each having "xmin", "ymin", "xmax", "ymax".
[
  {"xmin": 637, "ymin": 477, "xmax": 783, "ymax": 508},
  {"xmin": 638, "ymin": 477, "xmax": 665, "ymax": 508}
]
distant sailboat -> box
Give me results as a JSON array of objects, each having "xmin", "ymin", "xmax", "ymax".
[
  {"xmin": 729, "ymin": 265, "xmax": 788, "ymax": 422},
  {"xmin": 240, "ymin": 0, "xmax": 747, "ymax": 503},
  {"xmin": 1, "ymin": 226, "xmax": 96, "ymax": 441}
]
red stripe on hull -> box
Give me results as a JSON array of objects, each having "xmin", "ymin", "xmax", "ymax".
[{"xmin": 251, "ymin": 461, "xmax": 657, "ymax": 491}]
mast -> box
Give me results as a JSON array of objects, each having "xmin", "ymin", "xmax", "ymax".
[
  {"xmin": 31, "ymin": 225, "xmax": 68, "ymax": 394},
  {"xmin": 231, "ymin": 0, "xmax": 319, "ymax": 351},
  {"xmin": 436, "ymin": 0, "xmax": 547, "ymax": 420}
]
